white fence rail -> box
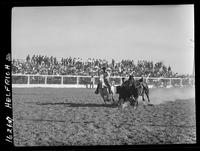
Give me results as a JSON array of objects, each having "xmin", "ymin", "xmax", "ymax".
[{"xmin": 12, "ymin": 74, "xmax": 195, "ymax": 88}]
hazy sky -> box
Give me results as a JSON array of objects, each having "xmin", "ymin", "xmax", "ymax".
[{"xmin": 12, "ymin": 5, "xmax": 194, "ymax": 74}]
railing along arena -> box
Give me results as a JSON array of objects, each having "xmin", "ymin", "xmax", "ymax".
[{"xmin": 12, "ymin": 74, "xmax": 195, "ymax": 88}]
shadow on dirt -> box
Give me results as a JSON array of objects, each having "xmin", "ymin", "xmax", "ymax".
[
  {"xmin": 25, "ymin": 102, "xmax": 118, "ymax": 108},
  {"xmin": 16, "ymin": 117, "xmax": 66, "ymax": 123},
  {"xmin": 64, "ymin": 102, "xmax": 118, "ymax": 108}
]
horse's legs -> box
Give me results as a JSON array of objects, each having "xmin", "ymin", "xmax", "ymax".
[
  {"xmin": 112, "ymin": 97, "xmax": 115, "ymax": 104},
  {"xmin": 134, "ymin": 97, "xmax": 139, "ymax": 109},
  {"xmin": 103, "ymin": 98, "xmax": 106, "ymax": 104},
  {"xmin": 111, "ymin": 94, "xmax": 115, "ymax": 104},
  {"xmin": 145, "ymin": 89, "xmax": 150, "ymax": 103},
  {"xmin": 142, "ymin": 91, "xmax": 145, "ymax": 102},
  {"xmin": 120, "ymin": 97, "xmax": 123, "ymax": 106},
  {"xmin": 122, "ymin": 98, "xmax": 128, "ymax": 109},
  {"xmin": 120, "ymin": 97, "xmax": 126, "ymax": 109}
]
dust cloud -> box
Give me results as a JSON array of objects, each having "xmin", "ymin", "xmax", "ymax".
[{"xmin": 144, "ymin": 87, "xmax": 195, "ymax": 105}]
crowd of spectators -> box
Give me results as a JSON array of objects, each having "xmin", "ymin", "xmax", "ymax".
[{"xmin": 12, "ymin": 54, "xmax": 191, "ymax": 78}]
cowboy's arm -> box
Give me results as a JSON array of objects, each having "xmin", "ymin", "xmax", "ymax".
[{"xmin": 104, "ymin": 71, "xmax": 110, "ymax": 80}]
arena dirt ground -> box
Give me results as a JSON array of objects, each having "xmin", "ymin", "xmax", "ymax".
[{"xmin": 13, "ymin": 87, "xmax": 196, "ymax": 146}]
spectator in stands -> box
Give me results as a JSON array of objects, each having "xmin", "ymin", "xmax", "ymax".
[{"xmin": 12, "ymin": 54, "xmax": 184, "ymax": 79}]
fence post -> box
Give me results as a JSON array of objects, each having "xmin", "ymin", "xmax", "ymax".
[
  {"xmin": 45, "ymin": 76, "xmax": 47, "ymax": 85},
  {"xmin": 180, "ymin": 78, "xmax": 183, "ymax": 87},
  {"xmin": 77, "ymin": 76, "xmax": 79, "ymax": 87},
  {"xmin": 169, "ymin": 78, "xmax": 172, "ymax": 87},
  {"xmin": 27, "ymin": 75, "xmax": 30, "ymax": 85},
  {"xmin": 61, "ymin": 76, "xmax": 63, "ymax": 85}
]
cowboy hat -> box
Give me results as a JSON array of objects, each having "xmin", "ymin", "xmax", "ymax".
[{"xmin": 106, "ymin": 67, "xmax": 111, "ymax": 71}]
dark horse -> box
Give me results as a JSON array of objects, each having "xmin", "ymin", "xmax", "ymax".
[{"xmin": 116, "ymin": 75, "xmax": 150, "ymax": 109}]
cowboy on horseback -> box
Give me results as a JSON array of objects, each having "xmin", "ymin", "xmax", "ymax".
[
  {"xmin": 129, "ymin": 71, "xmax": 145, "ymax": 88},
  {"xmin": 138, "ymin": 73, "xmax": 150, "ymax": 89},
  {"xmin": 95, "ymin": 67, "xmax": 112, "ymax": 94},
  {"xmin": 138, "ymin": 76, "xmax": 144, "ymax": 88}
]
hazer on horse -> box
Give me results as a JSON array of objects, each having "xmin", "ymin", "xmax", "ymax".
[
  {"xmin": 94, "ymin": 67, "xmax": 116, "ymax": 104},
  {"xmin": 135, "ymin": 76, "xmax": 150, "ymax": 104},
  {"xmin": 95, "ymin": 67, "xmax": 112, "ymax": 94}
]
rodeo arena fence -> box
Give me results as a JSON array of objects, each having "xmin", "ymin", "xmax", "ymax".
[{"xmin": 12, "ymin": 74, "xmax": 195, "ymax": 88}]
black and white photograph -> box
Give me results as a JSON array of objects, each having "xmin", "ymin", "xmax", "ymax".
[{"xmin": 11, "ymin": 5, "xmax": 195, "ymax": 146}]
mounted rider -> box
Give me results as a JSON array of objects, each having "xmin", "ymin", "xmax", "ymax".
[
  {"xmin": 138, "ymin": 73, "xmax": 150, "ymax": 88},
  {"xmin": 138, "ymin": 76, "xmax": 144, "ymax": 84},
  {"xmin": 129, "ymin": 71, "xmax": 146, "ymax": 88},
  {"xmin": 95, "ymin": 67, "xmax": 112, "ymax": 94}
]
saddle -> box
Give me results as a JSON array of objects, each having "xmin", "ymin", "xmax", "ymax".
[
  {"xmin": 102, "ymin": 84, "xmax": 107, "ymax": 88},
  {"xmin": 138, "ymin": 77, "xmax": 143, "ymax": 83}
]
